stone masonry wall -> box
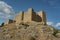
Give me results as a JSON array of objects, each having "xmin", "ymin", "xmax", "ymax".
[
  {"xmin": 24, "ymin": 8, "xmax": 34, "ymax": 22},
  {"xmin": 14, "ymin": 8, "xmax": 46, "ymax": 25},
  {"xmin": 37, "ymin": 11, "xmax": 46, "ymax": 24},
  {"xmin": 14, "ymin": 11, "xmax": 24, "ymax": 24},
  {"xmin": 4, "ymin": 19, "xmax": 15, "ymax": 25}
]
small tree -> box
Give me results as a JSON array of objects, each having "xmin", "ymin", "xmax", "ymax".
[
  {"xmin": 52, "ymin": 29, "xmax": 58, "ymax": 37},
  {"xmin": 0, "ymin": 23, "xmax": 4, "ymax": 27}
]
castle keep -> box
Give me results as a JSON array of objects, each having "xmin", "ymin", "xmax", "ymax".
[
  {"xmin": 4, "ymin": 8, "xmax": 46, "ymax": 25},
  {"xmin": 14, "ymin": 8, "xmax": 46, "ymax": 25}
]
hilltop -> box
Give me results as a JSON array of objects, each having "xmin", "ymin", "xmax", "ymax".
[
  {"xmin": 0, "ymin": 8, "xmax": 60, "ymax": 40},
  {"xmin": 0, "ymin": 22, "xmax": 60, "ymax": 40}
]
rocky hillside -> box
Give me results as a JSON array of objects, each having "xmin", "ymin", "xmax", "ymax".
[{"xmin": 0, "ymin": 22, "xmax": 60, "ymax": 40}]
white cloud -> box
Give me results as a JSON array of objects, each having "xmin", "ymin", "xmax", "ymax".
[
  {"xmin": 47, "ymin": 22, "xmax": 53, "ymax": 25},
  {"xmin": 4, "ymin": 8, "xmax": 11, "ymax": 14},
  {"xmin": 0, "ymin": 1, "xmax": 14, "ymax": 19},
  {"xmin": 56, "ymin": 23, "xmax": 60, "ymax": 27},
  {"xmin": 47, "ymin": 22, "xmax": 60, "ymax": 29}
]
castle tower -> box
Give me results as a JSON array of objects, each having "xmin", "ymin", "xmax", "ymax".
[
  {"xmin": 14, "ymin": 11, "xmax": 24, "ymax": 24},
  {"xmin": 37, "ymin": 11, "xmax": 46, "ymax": 25},
  {"xmin": 4, "ymin": 8, "xmax": 46, "ymax": 25},
  {"xmin": 14, "ymin": 8, "xmax": 46, "ymax": 25},
  {"xmin": 24, "ymin": 8, "xmax": 35, "ymax": 22}
]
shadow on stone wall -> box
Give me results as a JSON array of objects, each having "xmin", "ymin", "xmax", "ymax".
[
  {"xmin": 32, "ymin": 12, "xmax": 42, "ymax": 22},
  {"xmin": 36, "ymin": 14, "xmax": 42, "ymax": 22}
]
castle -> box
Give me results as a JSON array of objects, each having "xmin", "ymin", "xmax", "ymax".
[{"xmin": 4, "ymin": 8, "xmax": 46, "ymax": 25}]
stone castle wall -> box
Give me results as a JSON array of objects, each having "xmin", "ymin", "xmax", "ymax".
[
  {"xmin": 37, "ymin": 11, "xmax": 46, "ymax": 24},
  {"xmin": 24, "ymin": 8, "xmax": 34, "ymax": 22},
  {"xmin": 4, "ymin": 8, "xmax": 46, "ymax": 25},
  {"xmin": 14, "ymin": 8, "xmax": 46, "ymax": 25},
  {"xmin": 14, "ymin": 11, "xmax": 24, "ymax": 24},
  {"xmin": 4, "ymin": 19, "xmax": 15, "ymax": 25}
]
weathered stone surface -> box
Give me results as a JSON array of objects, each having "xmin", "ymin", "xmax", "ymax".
[
  {"xmin": 14, "ymin": 8, "xmax": 46, "ymax": 25},
  {"xmin": 1, "ymin": 8, "xmax": 60, "ymax": 40},
  {"xmin": 4, "ymin": 19, "xmax": 15, "ymax": 25},
  {"xmin": 56, "ymin": 33, "xmax": 60, "ymax": 38},
  {"xmin": 0, "ymin": 23, "xmax": 60, "ymax": 40}
]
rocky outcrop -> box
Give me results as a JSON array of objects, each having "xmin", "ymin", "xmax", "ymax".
[{"xmin": 0, "ymin": 22, "xmax": 60, "ymax": 40}]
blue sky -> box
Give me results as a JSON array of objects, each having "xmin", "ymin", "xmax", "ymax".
[{"xmin": 0, "ymin": 0, "xmax": 60, "ymax": 29}]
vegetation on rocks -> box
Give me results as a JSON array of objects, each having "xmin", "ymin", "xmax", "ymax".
[{"xmin": 0, "ymin": 22, "xmax": 60, "ymax": 40}]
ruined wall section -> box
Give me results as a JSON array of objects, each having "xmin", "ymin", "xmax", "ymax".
[
  {"xmin": 24, "ymin": 8, "xmax": 34, "ymax": 22},
  {"xmin": 14, "ymin": 8, "xmax": 46, "ymax": 25},
  {"xmin": 4, "ymin": 8, "xmax": 46, "ymax": 25},
  {"xmin": 23, "ymin": 12, "xmax": 28, "ymax": 22},
  {"xmin": 42, "ymin": 11, "xmax": 46, "ymax": 25},
  {"xmin": 37, "ymin": 11, "xmax": 46, "ymax": 24},
  {"xmin": 32, "ymin": 12, "xmax": 37, "ymax": 22},
  {"xmin": 4, "ymin": 19, "xmax": 14, "ymax": 25},
  {"xmin": 4, "ymin": 20, "xmax": 9, "ymax": 25},
  {"xmin": 14, "ymin": 11, "xmax": 24, "ymax": 24}
]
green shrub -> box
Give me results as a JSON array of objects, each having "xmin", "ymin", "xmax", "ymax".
[
  {"xmin": 0, "ymin": 23, "xmax": 4, "ymax": 27},
  {"xmin": 52, "ymin": 29, "xmax": 58, "ymax": 37},
  {"xmin": 19, "ymin": 22, "xmax": 29, "ymax": 29}
]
